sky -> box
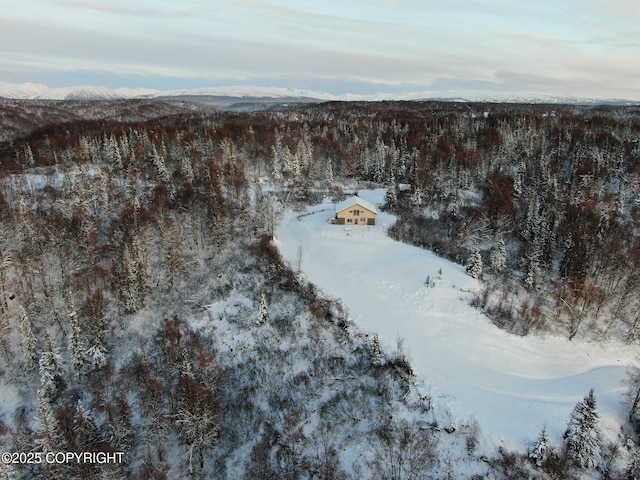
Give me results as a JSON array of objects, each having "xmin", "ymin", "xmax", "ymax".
[{"xmin": 2, "ymin": 0, "xmax": 640, "ymax": 99}]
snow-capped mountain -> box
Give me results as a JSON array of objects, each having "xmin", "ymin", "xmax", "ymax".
[
  {"xmin": 0, "ymin": 81, "xmax": 331, "ymax": 102},
  {"xmin": 0, "ymin": 81, "xmax": 160, "ymax": 100},
  {"xmin": 157, "ymin": 85, "xmax": 337, "ymax": 101},
  {"xmin": 0, "ymin": 81, "xmax": 636, "ymax": 105}
]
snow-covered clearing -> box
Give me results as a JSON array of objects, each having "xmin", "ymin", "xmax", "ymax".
[{"xmin": 276, "ymin": 189, "xmax": 638, "ymax": 451}]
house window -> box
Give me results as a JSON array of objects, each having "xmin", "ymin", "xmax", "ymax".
[
  {"xmin": 347, "ymin": 218, "xmax": 352, "ymax": 223},
  {"xmin": 353, "ymin": 209, "xmax": 360, "ymax": 216}
]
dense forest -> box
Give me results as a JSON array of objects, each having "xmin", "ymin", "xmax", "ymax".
[{"xmin": 1, "ymin": 99, "xmax": 639, "ymax": 479}]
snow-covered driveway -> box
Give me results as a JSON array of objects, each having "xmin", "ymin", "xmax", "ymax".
[{"xmin": 275, "ymin": 189, "xmax": 637, "ymax": 450}]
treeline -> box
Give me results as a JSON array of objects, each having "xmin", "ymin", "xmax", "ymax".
[{"xmin": 4, "ymin": 100, "xmax": 639, "ymax": 340}]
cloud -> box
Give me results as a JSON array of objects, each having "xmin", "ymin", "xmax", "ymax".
[
  {"xmin": 1, "ymin": 0, "xmax": 638, "ymax": 99},
  {"xmin": 50, "ymin": 0, "xmax": 193, "ymax": 18}
]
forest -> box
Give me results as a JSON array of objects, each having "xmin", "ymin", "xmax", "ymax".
[{"xmin": 0, "ymin": 98, "xmax": 639, "ymax": 479}]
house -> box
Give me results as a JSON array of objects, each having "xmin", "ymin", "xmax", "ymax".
[{"xmin": 335, "ymin": 196, "xmax": 377, "ymax": 225}]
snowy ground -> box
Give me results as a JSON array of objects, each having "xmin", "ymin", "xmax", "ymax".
[{"xmin": 275, "ymin": 189, "xmax": 638, "ymax": 452}]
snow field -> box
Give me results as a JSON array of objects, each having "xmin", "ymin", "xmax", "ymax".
[{"xmin": 275, "ymin": 189, "xmax": 638, "ymax": 452}]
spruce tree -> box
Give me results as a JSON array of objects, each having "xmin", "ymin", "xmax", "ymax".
[
  {"xmin": 490, "ymin": 239, "xmax": 507, "ymax": 274},
  {"xmin": 529, "ymin": 425, "xmax": 552, "ymax": 467},
  {"xmin": 385, "ymin": 171, "xmax": 397, "ymax": 209},
  {"xmin": 69, "ymin": 295, "xmax": 86, "ymax": 376},
  {"xmin": 18, "ymin": 305, "xmax": 37, "ymax": 369},
  {"xmin": 36, "ymin": 389, "xmax": 61, "ymax": 452},
  {"xmin": 624, "ymin": 447, "xmax": 640, "ymax": 480},
  {"xmin": 370, "ymin": 334, "xmax": 385, "ymax": 367},
  {"xmin": 258, "ymin": 291, "xmax": 268, "ymax": 325},
  {"xmin": 86, "ymin": 340, "xmax": 107, "ymax": 370},
  {"xmin": 466, "ymin": 249, "xmax": 483, "ymax": 280},
  {"xmin": 564, "ymin": 388, "xmax": 601, "ymax": 469},
  {"xmin": 39, "ymin": 330, "xmax": 64, "ymax": 397}
]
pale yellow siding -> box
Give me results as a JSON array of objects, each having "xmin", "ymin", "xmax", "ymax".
[{"xmin": 336, "ymin": 206, "xmax": 376, "ymax": 225}]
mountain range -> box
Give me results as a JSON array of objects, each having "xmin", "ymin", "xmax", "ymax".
[{"xmin": 0, "ymin": 81, "xmax": 637, "ymax": 106}]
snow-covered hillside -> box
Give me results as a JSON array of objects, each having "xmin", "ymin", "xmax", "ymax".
[{"xmin": 276, "ymin": 189, "xmax": 638, "ymax": 451}]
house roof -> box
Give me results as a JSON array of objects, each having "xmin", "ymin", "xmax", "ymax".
[{"xmin": 335, "ymin": 196, "xmax": 378, "ymax": 215}]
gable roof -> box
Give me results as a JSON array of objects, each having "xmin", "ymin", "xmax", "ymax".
[{"xmin": 335, "ymin": 196, "xmax": 378, "ymax": 215}]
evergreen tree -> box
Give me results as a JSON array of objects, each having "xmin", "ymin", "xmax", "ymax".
[
  {"xmin": 122, "ymin": 236, "xmax": 147, "ymax": 313},
  {"xmin": 106, "ymin": 392, "xmax": 134, "ymax": 451},
  {"xmin": 68, "ymin": 295, "xmax": 86, "ymax": 376},
  {"xmin": 564, "ymin": 388, "xmax": 601, "ymax": 469},
  {"xmin": 258, "ymin": 290, "xmax": 268, "ymax": 325},
  {"xmin": 39, "ymin": 330, "xmax": 64, "ymax": 397},
  {"xmin": 624, "ymin": 447, "xmax": 640, "ymax": 480},
  {"xmin": 24, "ymin": 143, "xmax": 35, "ymax": 167},
  {"xmin": 73, "ymin": 400, "xmax": 100, "ymax": 451},
  {"xmin": 18, "ymin": 305, "xmax": 37, "ymax": 369},
  {"xmin": 180, "ymin": 153, "xmax": 195, "ymax": 185},
  {"xmin": 370, "ymin": 334, "xmax": 385, "ymax": 367},
  {"xmin": 325, "ymin": 159, "xmax": 334, "ymax": 188},
  {"xmin": 466, "ymin": 249, "xmax": 483, "ymax": 280},
  {"xmin": 86, "ymin": 340, "xmax": 107, "ymax": 370},
  {"xmin": 529, "ymin": 425, "xmax": 552, "ymax": 467},
  {"xmin": 385, "ymin": 171, "xmax": 397, "ymax": 209},
  {"xmin": 151, "ymin": 143, "xmax": 171, "ymax": 183},
  {"xmin": 490, "ymin": 239, "xmax": 507, "ymax": 274},
  {"xmin": 35, "ymin": 389, "xmax": 61, "ymax": 453},
  {"xmin": 523, "ymin": 240, "xmax": 542, "ymax": 289},
  {"xmin": 271, "ymin": 144, "xmax": 283, "ymax": 184}
]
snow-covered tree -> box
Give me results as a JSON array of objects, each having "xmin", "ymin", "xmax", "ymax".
[
  {"xmin": 271, "ymin": 143, "xmax": 283, "ymax": 184},
  {"xmin": 370, "ymin": 334, "xmax": 385, "ymax": 367},
  {"xmin": 258, "ymin": 290, "xmax": 268, "ymax": 325},
  {"xmin": 466, "ymin": 249, "xmax": 483, "ymax": 280},
  {"xmin": 627, "ymin": 365, "xmax": 640, "ymax": 433},
  {"xmin": 181, "ymin": 347, "xmax": 193, "ymax": 378},
  {"xmin": 529, "ymin": 425, "xmax": 552, "ymax": 467},
  {"xmin": 16, "ymin": 197, "xmax": 35, "ymax": 242},
  {"xmin": 624, "ymin": 447, "xmax": 640, "ymax": 480},
  {"xmin": 385, "ymin": 171, "xmax": 397, "ymax": 209},
  {"xmin": 151, "ymin": 143, "xmax": 171, "ymax": 183},
  {"xmin": 86, "ymin": 341, "xmax": 107, "ymax": 370},
  {"xmin": 35, "ymin": 388, "xmax": 61, "ymax": 452},
  {"xmin": 122, "ymin": 236, "xmax": 147, "ymax": 313},
  {"xmin": 180, "ymin": 154, "xmax": 195, "ymax": 185},
  {"xmin": 490, "ymin": 239, "xmax": 507, "ymax": 274},
  {"xmin": 24, "ymin": 143, "xmax": 35, "ymax": 167},
  {"xmin": 564, "ymin": 388, "xmax": 601, "ymax": 469},
  {"xmin": 39, "ymin": 330, "xmax": 64, "ymax": 397},
  {"xmin": 68, "ymin": 295, "xmax": 86, "ymax": 376},
  {"xmin": 325, "ymin": 158, "xmax": 334, "ymax": 187},
  {"xmin": 73, "ymin": 400, "xmax": 100, "ymax": 451},
  {"xmin": 18, "ymin": 305, "xmax": 37, "ymax": 368},
  {"xmin": 523, "ymin": 241, "xmax": 542, "ymax": 289}
]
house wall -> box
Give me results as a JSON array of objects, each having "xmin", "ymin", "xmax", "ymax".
[{"xmin": 336, "ymin": 206, "xmax": 376, "ymax": 225}]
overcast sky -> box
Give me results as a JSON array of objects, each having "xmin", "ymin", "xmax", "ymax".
[{"xmin": 2, "ymin": 0, "xmax": 639, "ymax": 99}]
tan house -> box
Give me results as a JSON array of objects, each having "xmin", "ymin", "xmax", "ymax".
[{"xmin": 335, "ymin": 196, "xmax": 377, "ymax": 225}]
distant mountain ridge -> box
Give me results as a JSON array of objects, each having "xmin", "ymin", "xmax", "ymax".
[
  {"xmin": 0, "ymin": 81, "xmax": 159, "ymax": 100},
  {"xmin": 0, "ymin": 81, "xmax": 637, "ymax": 105}
]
